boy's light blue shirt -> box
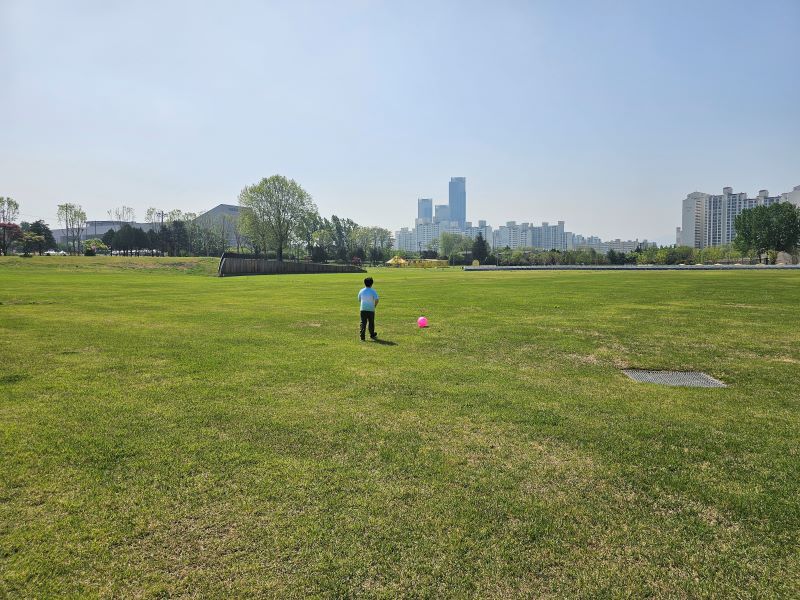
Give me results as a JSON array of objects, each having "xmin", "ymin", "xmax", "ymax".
[{"xmin": 358, "ymin": 287, "xmax": 379, "ymax": 311}]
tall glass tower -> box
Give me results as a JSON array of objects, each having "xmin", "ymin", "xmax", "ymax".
[
  {"xmin": 448, "ymin": 177, "xmax": 466, "ymax": 228},
  {"xmin": 417, "ymin": 198, "xmax": 433, "ymax": 222}
]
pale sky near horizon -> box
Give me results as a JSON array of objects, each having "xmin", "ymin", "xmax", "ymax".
[{"xmin": 2, "ymin": 0, "xmax": 798, "ymax": 244}]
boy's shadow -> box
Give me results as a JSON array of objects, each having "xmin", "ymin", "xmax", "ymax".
[{"xmin": 371, "ymin": 339, "xmax": 397, "ymax": 346}]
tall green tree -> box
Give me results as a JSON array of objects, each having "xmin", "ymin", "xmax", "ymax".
[
  {"xmin": 238, "ymin": 175, "xmax": 316, "ymax": 261},
  {"xmin": 102, "ymin": 228, "xmax": 116, "ymax": 248},
  {"xmin": 350, "ymin": 225, "xmax": 392, "ymax": 264},
  {"xmin": 57, "ymin": 203, "xmax": 87, "ymax": 254},
  {"xmin": 0, "ymin": 197, "xmax": 20, "ymax": 255},
  {"xmin": 0, "ymin": 223, "xmax": 22, "ymax": 255},
  {"xmin": 169, "ymin": 221, "xmax": 190, "ymax": 256},
  {"xmin": 734, "ymin": 202, "xmax": 800, "ymax": 262},
  {"xmin": 439, "ymin": 232, "xmax": 468, "ymax": 262},
  {"xmin": 19, "ymin": 232, "xmax": 45, "ymax": 256},
  {"xmin": 330, "ymin": 215, "xmax": 359, "ymax": 262},
  {"xmin": 22, "ymin": 220, "xmax": 57, "ymax": 254},
  {"xmin": 133, "ymin": 227, "xmax": 149, "ymax": 254},
  {"xmin": 311, "ymin": 222, "xmax": 336, "ymax": 262},
  {"xmin": 472, "ymin": 232, "xmax": 490, "ymax": 263},
  {"xmin": 366, "ymin": 226, "xmax": 393, "ymax": 264},
  {"xmin": 113, "ymin": 224, "xmax": 135, "ymax": 255},
  {"xmin": 295, "ymin": 210, "xmax": 324, "ymax": 258},
  {"xmin": 0, "ymin": 196, "xmax": 19, "ymax": 223}
]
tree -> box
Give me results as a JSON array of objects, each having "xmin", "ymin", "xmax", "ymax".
[
  {"xmin": 366, "ymin": 226, "xmax": 393, "ymax": 264},
  {"xmin": 636, "ymin": 245, "xmax": 659, "ymax": 265},
  {"xmin": 146, "ymin": 229, "xmax": 159, "ymax": 253},
  {"xmin": 218, "ymin": 216, "xmax": 231, "ymax": 254},
  {"xmin": 167, "ymin": 209, "xmax": 183, "ymax": 223},
  {"xmin": 168, "ymin": 221, "xmax": 189, "ymax": 256},
  {"xmin": 734, "ymin": 202, "xmax": 800, "ymax": 263},
  {"xmin": 472, "ymin": 232, "xmax": 490, "ymax": 263},
  {"xmin": 439, "ymin": 232, "xmax": 466, "ymax": 261},
  {"xmin": 145, "ymin": 207, "xmax": 162, "ymax": 231},
  {"xmin": 102, "ymin": 228, "xmax": 116, "ymax": 248},
  {"xmin": 108, "ymin": 206, "xmax": 135, "ymax": 230},
  {"xmin": 0, "ymin": 197, "xmax": 20, "ymax": 255},
  {"xmin": 348, "ymin": 225, "xmax": 392, "ymax": 265},
  {"xmin": 22, "ymin": 220, "xmax": 57, "ymax": 254},
  {"xmin": 57, "ymin": 203, "xmax": 87, "ymax": 254},
  {"xmin": 239, "ymin": 176, "xmax": 317, "ymax": 261},
  {"xmin": 83, "ymin": 238, "xmax": 108, "ymax": 256},
  {"xmin": 329, "ymin": 215, "xmax": 359, "ymax": 262},
  {"xmin": 112, "ymin": 224, "xmax": 135, "ymax": 255},
  {"xmin": 311, "ymin": 223, "xmax": 336, "ymax": 262},
  {"xmin": 182, "ymin": 213, "xmax": 200, "ymax": 256},
  {"xmin": 221, "ymin": 214, "xmax": 242, "ymax": 254},
  {"xmin": 293, "ymin": 209, "xmax": 322, "ymax": 259},
  {"xmin": 0, "ymin": 223, "xmax": 22, "ymax": 255},
  {"xmin": 19, "ymin": 232, "xmax": 45, "ymax": 256},
  {"xmin": 0, "ymin": 197, "xmax": 19, "ymax": 223},
  {"xmin": 133, "ymin": 227, "xmax": 149, "ymax": 254},
  {"xmin": 734, "ymin": 207, "xmax": 759, "ymax": 257},
  {"xmin": 607, "ymin": 249, "xmax": 633, "ymax": 265}
]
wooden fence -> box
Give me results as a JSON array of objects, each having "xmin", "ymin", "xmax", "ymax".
[{"xmin": 218, "ymin": 255, "xmax": 365, "ymax": 277}]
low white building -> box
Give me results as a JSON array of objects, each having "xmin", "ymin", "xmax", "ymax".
[{"xmin": 51, "ymin": 220, "xmax": 157, "ymax": 245}]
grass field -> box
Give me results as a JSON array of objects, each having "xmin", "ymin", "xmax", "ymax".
[{"xmin": 1, "ymin": 257, "xmax": 799, "ymax": 598}]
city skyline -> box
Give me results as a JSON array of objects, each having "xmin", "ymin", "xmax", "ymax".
[
  {"xmin": 396, "ymin": 176, "xmax": 657, "ymax": 254},
  {"xmin": 3, "ymin": 1, "xmax": 799, "ymax": 245}
]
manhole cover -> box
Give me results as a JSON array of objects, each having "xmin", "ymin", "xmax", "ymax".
[{"xmin": 622, "ymin": 370, "xmax": 726, "ymax": 388}]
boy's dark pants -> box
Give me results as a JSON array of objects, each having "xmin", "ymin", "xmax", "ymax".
[{"xmin": 360, "ymin": 310, "xmax": 376, "ymax": 340}]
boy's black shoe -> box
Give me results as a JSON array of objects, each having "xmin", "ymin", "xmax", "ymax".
[{"xmin": 370, "ymin": 333, "xmax": 378, "ymax": 340}]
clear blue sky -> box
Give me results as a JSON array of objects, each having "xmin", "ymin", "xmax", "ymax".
[{"xmin": 3, "ymin": 0, "xmax": 798, "ymax": 243}]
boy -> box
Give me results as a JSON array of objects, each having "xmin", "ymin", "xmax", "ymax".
[{"xmin": 358, "ymin": 277, "xmax": 379, "ymax": 341}]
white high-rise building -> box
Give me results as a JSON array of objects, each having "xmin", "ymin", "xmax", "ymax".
[
  {"xmin": 492, "ymin": 220, "xmax": 571, "ymax": 251},
  {"xmin": 781, "ymin": 185, "xmax": 800, "ymax": 207},
  {"xmin": 679, "ymin": 186, "xmax": 791, "ymax": 248},
  {"xmin": 415, "ymin": 221, "xmax": 441, "ymax": 251},
  {"xmin": 395, "ymin": 227, "xmax": 417, "ymax": 252},
  {"xmin": 680, "ymin": 192, "xmax": 709, "ymax": 248},
  {"xmin": 464, "ymin": 220, "xmax": 493, "ymax": 247},
  {"xmin": 493, "ymin": 221, "xmax": 524, "ymax": 249},
  {"xmin": 572, "ymin": 236, "xmax": 655, "ymax": 254},
  {"xmin": 533, "ymin": 221, "xmax": 566, "ymax": 250}
]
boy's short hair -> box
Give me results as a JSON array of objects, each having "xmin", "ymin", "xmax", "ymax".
[{"xmin": 364, "ymin": 277, "xmax": 374, "ymax": 287}]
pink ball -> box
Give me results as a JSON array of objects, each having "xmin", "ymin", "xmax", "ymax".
[{"xmin": 417, "ymin": 316, "xmax": 428, "ymax": 328}]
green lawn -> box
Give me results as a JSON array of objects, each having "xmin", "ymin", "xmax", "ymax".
[{"xmin": 1, "ymin": 257, "xmax": 798, "ymax": 598}]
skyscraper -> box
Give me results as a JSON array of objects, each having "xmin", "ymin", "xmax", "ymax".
[
  {"xmin": 417, "ymin": 198, "xmax": 432, "ymax": 222},
  {"xmin": 448, "ymin": 177, "xmax": 466, "ymax": 228}
]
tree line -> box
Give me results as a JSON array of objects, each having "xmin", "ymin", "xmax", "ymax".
[
  {"xmin": 1, "ymin": 176, "xmax": 394, "ymax": 263},
  {"xmin": 238, "ymin": 175, "xmax": 393, "ymax": 264},
  {"xmin": 2, "ymin": 188, "xmax": 798, "ymax": 262},
  {"xmin": 463, "ymin": 240, "xmax": 796, "ymax": 268}
]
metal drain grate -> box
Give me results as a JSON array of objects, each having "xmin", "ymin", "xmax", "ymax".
[{"xmin": 622, "ymin": 370, "xmax": 726, "ymax": 388}]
